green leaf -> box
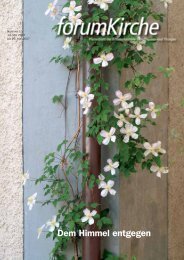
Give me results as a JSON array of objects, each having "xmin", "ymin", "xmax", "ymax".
[
  {"xmin": 97, "ymin": 134, "xmax": 103, "ymax": 144},
  {"xmin": 136, "ymin": 150, "xmax": 143, "ymax": 163},
  {"xmin": 119, "ymin": 143, "xmax": 130, "ymax": 163},
  {"xmin": 101, "ymin": 217, "xmax": 112, "ymax": 225},
  {"xmin": 158, "ymin": 66, "xmax": 174, "ymax": 78},
  {"xmin": 154, "ymin": 156, "xmax": 161, "ymax": 167},
  {"xmin": 100, "ymin": 208, "xmax": 109, "ymax": 217},
  {"xmin": 90, "ymin": 202, "xmax": 99, "ymax": 208},
  {"xmin": 52, "ymin": 95, "xmax": 64, "ymax": 104}
]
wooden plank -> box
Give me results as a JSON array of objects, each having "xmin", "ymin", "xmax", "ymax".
[
  {"xmin": 168, "ymin": 1, "xmax": 184, "ymax": 259},
  {"xmin": 120, "ymin": 2, "xmax": 168, "ymax": 259}
]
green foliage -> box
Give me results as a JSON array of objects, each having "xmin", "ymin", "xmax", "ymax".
[
  {"xmin": 36, "ymin": 141, "xmax": 111, "ymax": 258},
  {"xmin": 52, "ymin": 95, "xmax": 64, "ymax": 104},
  {"xmin": 97, "ymin": 208, "xmax": 113, "ymax": 229},
  {"xmin": 125, "ymin": 73, "xmax": 156, "ymax": 96},
  {"xmin": 36, "ymin": 0, "xmax": 172, "ymax": 258},
  {"xmin": 158, "ymin": 66, "xmax": 174, "ymax": 78},
  {"xmin": 50, "ymin": 55, "xmax": 76, "ymax": 70},
  {"xmin": 102, "ymin": 250, "xmax": 136, "ymax": 260}
]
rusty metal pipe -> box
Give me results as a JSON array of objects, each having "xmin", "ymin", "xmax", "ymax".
[
  {"xmin": 82, "ymin": 61, "xmax": 101, "ymax": 259},
  {"xmin": 82, "ymin": 137, "xmax": 101, "ymax": 260}
]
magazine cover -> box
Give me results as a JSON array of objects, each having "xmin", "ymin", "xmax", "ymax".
[{"xmin": 0, "ymin": 0, "xmax": 183, "ymax": 259}]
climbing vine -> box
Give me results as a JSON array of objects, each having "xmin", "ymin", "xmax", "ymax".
[{"xmin": 24, "ymin": 0, "xmax": 173, "ymax": 259}]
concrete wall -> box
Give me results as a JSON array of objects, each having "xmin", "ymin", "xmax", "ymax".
[{"xmin": 0, "ymin": 1, "xmax": 23, "ymax": 259}]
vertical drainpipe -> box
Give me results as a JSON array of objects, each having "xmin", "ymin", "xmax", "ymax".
[{"xmin": 82, "ymin": 59, "xmax": 101, "ymax": 260}]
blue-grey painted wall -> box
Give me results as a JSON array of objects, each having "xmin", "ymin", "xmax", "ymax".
[
  {"xmin": 23, "ymin": 1, "xmax": 119, "ymax": 259},
  {"xmin": 101, "ymin": 67, "xmax": 120, "ymax": 255},
  {"xmin": 23, "ymin": 1, "xmax": 78, "ymax": 259}
]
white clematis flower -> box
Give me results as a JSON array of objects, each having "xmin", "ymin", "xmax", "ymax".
[
  {"xmin": 119, "ymin": 101, "xmax": 134, "ymax": 115},
  {"xmin": 82, "ymin": 99, "xmax": 92, "ymax": 114},
  {"xmin": 100, "ymin": 180, "xmax": 116, "ymax": 197},
  {"xmin": 146, "ymin": 102, "xmax": 159, "ymax": 119},
  {"xmin": 136, "ymin": 36, "xmax": 146, "ymax": 51},
  {"xmin": 144, "ymin": 142, "xmax": 159, "ymax": 157},
  {"xmin": 104, "ymin": 159, "xmax": 119, "ymax": 175},
  {"xmin": 63, "ymin": 37, "xmax": 72, "ymax": 49},
  {"xmin": 120, "ymin": 123, "xmax": 138, "ymax": 143},
  {"xmin": 27, "ymin": 192, "xmax": 37, "ymax": 211},
  {"xmin": 113, "ymin": 91, "xmax": 132, "ymax": 109},
  {"xmin": 69, "ymin": 13, "xmax": 82, "ymax": 25},
  {"xmin": 114, "ymin": 112, "xmax": 128, "ymax": 127},
  {"xmin": 37, "ymin": 224, "xmax": 45, "ymax": 239},
  {"xmin": 98, "ymin": 174, "xmax": 105, "ymax": 188},
  {"xmin": 155, "ymin": 141, "xmax": 166, "ymax": 154},
  {"xmin": 47, "ymin": 216, "xmax": 59, "ymax": 232},
  {"xmin": 160, "ymin": 0, "xmax": 172, "ymax": 9},
  {"xmin": 81, "ymin": 208, "xmax": 97, "ymax": 225},
  {"xmin": 88, "ymin": 0, "xmax": 113, "ymax": 10},
  {"xmin": 95, "ymin": 0, "xmax": 114, "ymax": 11},
  {"xmin": 100, "ymin": 127, "xmax": 116, "ymax": 145},
  {"xmin": 45, "ymin": 0, "xmax": 58, "ymax": 19},
  {"xmin": 150, "ymin": 165, "xmax": 169, "ymax": 178},
  {"xmin": 78, "ymin": 86, "xmax": 94, "ymax": 105},
  {"xmin": 50, "ymin": 8, "xmax": 58, "ymax": 19},
  {"xmin": 129, "ymin": 107, "xmax": 147, "ymax": 125},
  {"xmin": 143, "ymin": 141, "xmax": 166, "ymax": 157},
  {"xmin": 78, "ymin": 86, "xmax": 94, "ymax": 115},
  {"xmin": 22, "ymin": 171, "xmax": 30, "ymax": 186},
  {"xmin": 93, "ymin": 53, "xmax": 114, "ymax": 67},
  {"xmin": 62, "ymin": 1, "xmax": 82, "ymax": 16}
]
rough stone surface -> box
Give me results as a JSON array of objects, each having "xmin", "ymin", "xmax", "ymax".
[
  {"xmin": 168, "ymin": 1, "xmax": 184, "ymax": 259},
  {"xmin": 0, "ymin": 1, "xmax": 23, "ymax": 259},
  {"xmin": 0, "ymin": 0, "xmax": 184, "ymax": 259}
]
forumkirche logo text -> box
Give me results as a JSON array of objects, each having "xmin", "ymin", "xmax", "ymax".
[{"xmin": 57, "ymin": 17, "xmax": 160, "ymax": 36}]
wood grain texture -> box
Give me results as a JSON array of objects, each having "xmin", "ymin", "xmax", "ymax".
[
  {"xmin": 120, "ymin": 2, "xmax": 168, "ymax": 259},
  {"xmin": 168, "ymin": 1, "xmax": 184, "ymax": 259}
]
